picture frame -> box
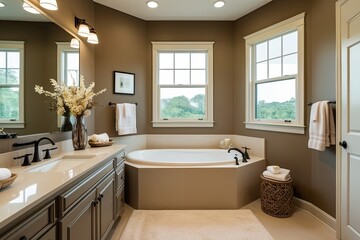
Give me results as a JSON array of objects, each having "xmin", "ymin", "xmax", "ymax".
[{"xmin": 114, "ymin": 71, "xmax": 135, "ymax": 95}]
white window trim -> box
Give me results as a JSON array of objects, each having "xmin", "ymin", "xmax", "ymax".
[
  {"xmin": 152, "ymin": 41, "xmax": 214, "ymax": 128},
  {"xmin": 244, "ymin": 13, "xmax": 306, "ymax": 134},
  {"xmin": 0, "ymin": 41, "xmax": 25, "ymax": 128}
]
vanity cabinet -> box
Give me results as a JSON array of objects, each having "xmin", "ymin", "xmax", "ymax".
[
  {"xmin": 114, "ymin": 152, "xmax": 125, "ymax": 218},
  {"xmin": 59, "ymin": 160, "xmax": 116, "ymax": 240},
  {"xmin": 0, "ymin": 201, "xmax": 56, "ymax": 240}
]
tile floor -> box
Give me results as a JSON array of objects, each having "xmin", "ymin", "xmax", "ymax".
[{"xmin": 108, "ymin": 199, "xmax": 337, "ymax": 240}]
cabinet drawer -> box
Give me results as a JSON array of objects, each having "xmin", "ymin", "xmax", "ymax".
[
  {"xmin": 113, "ymin": 151, "xmax": 125, "ymax": 168},
  {"xmin": 39, "ymin": 225, "xmax": 56, "ymax": 240},
  {"xmin": 58, "ymin": 159, "xmax": 114, "ymax": 217},
  {"xmin": 0, "ymin": 201, "xmax": 56, "ymax": 240},
  {"xmin": 115, "ymin": 162, "xmax": 125, "ymax": 191},
  {"xmin": 115, "ymin": 185, "xmax": 125, "ymax": 219}
]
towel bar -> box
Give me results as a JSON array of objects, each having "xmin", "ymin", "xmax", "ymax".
[
  {"xmin": 307, "ymin": 101, "xmax": 336, "ymax": 106},
  {"xmin": 109, "ymin": 102, "xmax": 137, "ymax": 106}
]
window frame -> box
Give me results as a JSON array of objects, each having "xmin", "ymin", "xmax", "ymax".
[
  {"xmin": 244, "ymin": 13, "xmax": 305, "ymax": 134},
  {"xmin": 0, "ymin": 41, "xmax": 25, "ymax": 128},
  {"xmin": 152, "ymin": 42, "xmax": 214, "ymax": 128}
]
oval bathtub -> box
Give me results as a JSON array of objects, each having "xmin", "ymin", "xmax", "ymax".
[{"xmin": 126, "ymin": 149, "xmax": 238, "ymax": 166}]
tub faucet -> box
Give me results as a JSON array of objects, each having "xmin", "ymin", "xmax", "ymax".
[
  {"xmin": 13, "ymin": 137, "xmax": 56, "ymax": 163},
  {"xmin": 228, "ymin": 147, "xmax": 247, "ymax": 163}
]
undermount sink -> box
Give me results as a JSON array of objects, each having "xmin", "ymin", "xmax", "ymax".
[{"xmin": 27, "ymin": 154, "xmax": 96, "ymax": 173}]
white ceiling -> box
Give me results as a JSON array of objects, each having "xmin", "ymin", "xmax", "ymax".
[
  {"xmin": 0, "ymin": 0, "xmax": 49, "ymax": 21},
  {"xmin": 94, "ymin": 0, "xmax": 272, "ymax": 21}
]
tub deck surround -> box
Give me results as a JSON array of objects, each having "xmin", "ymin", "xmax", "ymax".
[
  {"xmin": 125, "ymin": 149, "xmax": 266, "ymax": 210},
  {"xmin": 0, "ymin": 144, "xmax": 126, "ymax": 231}
]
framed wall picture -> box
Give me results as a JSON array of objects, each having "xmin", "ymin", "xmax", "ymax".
[{"xmin": 114, "ymin": 71, "xmax": 135, "ymax": 95}]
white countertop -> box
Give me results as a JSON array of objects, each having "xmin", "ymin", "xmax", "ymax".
[{"xmin": 0, "ymin": 144, "xmax": 126, "ymax": 230}]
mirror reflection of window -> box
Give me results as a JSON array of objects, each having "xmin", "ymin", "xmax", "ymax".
[
  {"xmin": 56, "ymin": 42, "xmax": 80, "ymax": 87},
  {"xmin": 0, "ymin": 41, "xmax": 24, "ymax": 128}
]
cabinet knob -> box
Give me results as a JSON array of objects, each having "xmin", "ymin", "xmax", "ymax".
[
  {"xmin": 93, "ymin": 200, "xmax": 98, "ymax": 207},
  {"xmin": 19, "ymin": 236, "xmax": 27, "ymax": 240}
]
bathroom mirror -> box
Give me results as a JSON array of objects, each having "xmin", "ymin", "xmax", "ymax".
[{"xmin": 0, "ymin": 0, "xmax": 79, "ymax": 138}]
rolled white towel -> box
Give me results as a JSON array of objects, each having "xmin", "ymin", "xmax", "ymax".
[
  {"xmin": 263, "ymin": 168, "xmax": 291, "ymax": 181},
  {"xmin": 266, "ymin": 165, "xmax": 281, "ymax": 174},
  {"xmin": 0, "ymin": 168, "xmax": 11, "ymax": 181},
  {"xmin": 89, "ymin": 133, "xmax": 109, "ymax": 143}
]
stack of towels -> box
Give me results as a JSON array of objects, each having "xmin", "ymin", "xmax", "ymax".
[
  {"xmin": 263, "ymin": 165, "xmax": 291, "ymax": 181},
  {"xmin": 88, "ymin": 133, "xmax": 110, "ymax": 143},
  {"xmin": 0, "ymin": 168, "xmax": 11, "ymax": 181}
]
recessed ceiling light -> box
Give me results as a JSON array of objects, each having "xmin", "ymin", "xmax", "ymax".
[
  {"xmin": 23, "ymin": 3, "xmax": 40, "ymax": 14},
  {"xmin": 214, "ymin": 0, "xmax": 225, "ymax": 8},
  {"xmin": 147, "ymin": 0, "xmax": 158, "ymax": 8},
  {"xmin": 0, "ymin": 2, "xmax": 6, "ymax": 7}
]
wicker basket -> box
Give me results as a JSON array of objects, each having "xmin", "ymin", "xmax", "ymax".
[
  {"xmin": 0, "ymin": 173, "xmax": 17, "ymax": 191},
  {"xmin": 260, "ymin": 174, "xmax": 293, "ymax": 218}
]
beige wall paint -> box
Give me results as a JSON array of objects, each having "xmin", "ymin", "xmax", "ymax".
[
  {"xmin": 234, "ymin": 0, "xmax": 336, "ymax": 216},
  {"xmin": 94, "ymin": 4, "xmax": 147, "ymax": 136}
]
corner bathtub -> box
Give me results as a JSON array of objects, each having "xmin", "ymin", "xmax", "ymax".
[
  {"xmin": 126, "ymin": 149, "xmax": 237, "ymax": 166},
  {"xmin": 125, "ymin": 149, "xmax": 266, "ymax": 210}
]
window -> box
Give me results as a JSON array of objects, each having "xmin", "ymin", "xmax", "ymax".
[
  {"xmin": 56, "ymin": 42, "xmax": 79, "ymax": 86},
  {"xmin": 152, "ymin": 42, "xmax": 214, "ymax": 127},
  {"xmin": 0, "ymin": 41, "xmax": 24, "ymax": 128},
  {"xmin": 244, "ymin": 13, "xmax": 305, "ymax": 134}
]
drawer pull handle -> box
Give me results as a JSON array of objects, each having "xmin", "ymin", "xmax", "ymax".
[
  {"xmin": 98, "ymin": 194, "xmax": 104, "ymax": 202},
  {"xmin": 20, "ymin": 236, "xmax": 27, "ymax": 240},
  {"xmin": 121, "ymin": 175, "xmax": 123, "ymax": 179},
  {"xmin": 93, "ymin": 200, "xmax": 99, "ymax": 207}
]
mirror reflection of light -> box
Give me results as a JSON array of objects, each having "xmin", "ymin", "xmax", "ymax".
[{"xmin": 10, "ymin": 184, "xmax": 37, "ymax": 204}]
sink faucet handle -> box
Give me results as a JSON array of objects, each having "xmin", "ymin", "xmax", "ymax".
[
  {"xmin": 42, "ymin": 147, "xmax": 57, "ymax": 159},
  {"xmin": 14, "ymin": 153, "xmax": 33, "ymax": 166}
]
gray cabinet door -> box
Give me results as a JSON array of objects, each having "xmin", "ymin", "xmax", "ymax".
[
  {"xmin": 97, "ymin": 173, "xmax": 115, "ymax": 240},
  {"xmin": 59, "ymin": 189, "xmax": 97, "ymax": 240}
]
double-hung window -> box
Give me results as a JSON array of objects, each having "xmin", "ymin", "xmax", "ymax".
[
  {"xmin": 152, "ymin": 42, "xmax": 214, "ymax": 127},
  {"xmin": 244, "ymin": 13, "xmax": 305, "ymax": 134},
  {"xmin": 0, "ymin": 41, "xmax": 24, "ymax": 128},
  {"xmin": 56, "ymin": 42, "xmax": 80, "ymax": 87}
]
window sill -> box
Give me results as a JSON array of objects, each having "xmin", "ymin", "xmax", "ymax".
[
  {"xmin": 152, "ymin": 121, "xmax": 214, "ymax": 128},
  {"xmin": 245, "ymin": 122, "xmax": 305, "ymax": 134},
  {"xmin": 0, "ymin": 122, "xmax": 25, "ymax": 128}
]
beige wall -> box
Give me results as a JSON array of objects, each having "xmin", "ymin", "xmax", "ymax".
[{"xmin": 234, "ymin": 0, "xmax": 337, "ymax": 216}]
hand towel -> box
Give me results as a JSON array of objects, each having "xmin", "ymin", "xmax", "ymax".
[
  {"xmin": 115, "ymin": 103, "xmax": 137, "ymax": 135},
  {"xmin": 89, "ymin": 133, "xmax": 109, "ymax": 143},
  {"xmin": 263, "ymin": 168, "xmax": 291, "ymax": 181},
  {"xmin": 266, "ymin": 165, "xmax": 281, "ymax": 174},
  {"xmin": 329, "ymin": 106, "xmax": 336, "ymax": 145},
  {"xmin": 0, "ymin": 168, "xmax": 11, "ymax": 181},
  {"xmin": 308, "ymin": 101, "xmax": 333, "ymax": 151}
]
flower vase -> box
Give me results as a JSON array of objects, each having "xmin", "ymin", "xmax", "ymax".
[
  {"xmin": 61, "ymin": 113, "xmax": 72, "ymax": 132},
  {"xmin": 72, "ymin": 116, "xmax": 88, "ymax": 150}
]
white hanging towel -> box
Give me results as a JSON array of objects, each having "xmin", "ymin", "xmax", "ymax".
[
  {"xmin": 308, "ymin": 101, "xmax": 335, "ymax": 151},
  {"xmin": 115, "ymin": 103, "xmax": 137, "ymax": 135}
]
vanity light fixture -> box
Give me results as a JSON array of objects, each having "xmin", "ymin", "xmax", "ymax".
[
  {"xmin": 213, "ymin": 0, "xmax": 225, "ymax": 8},
  {"xmin": 87, "ymin": 28, "xmax": 99, "ymax": 44},
  {"xmin": 39, "ymin": 0, "xmax": 58, "ymax": 11},
  {"xmin": 146, "ymin": 0, "xmax": 158, "ymax": 8},
  {"xmin": 70, "ymin": 38, "xmax": 80, "ymax": 49},
  {"xmin": 23, "ymin": 3, "xmax": 40, "ymax": 14},
  {"xmin": 75, "ymin": 17, "xmax": 99, "ymax": 44},
  {"xmin": 0, "ymin": 2, "xmax": 5, "ymax": 7},
  {"xmin": 75, "ymin": 17, "xmax": 90, "ymax": 37}
]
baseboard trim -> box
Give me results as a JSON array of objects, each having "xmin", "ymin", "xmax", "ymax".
[{"xmin": 293, "ymin": 197, "xmax": 336, "ymax": 231}]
